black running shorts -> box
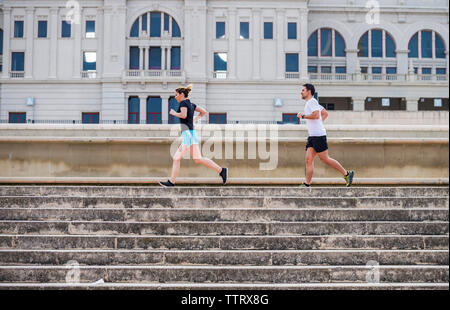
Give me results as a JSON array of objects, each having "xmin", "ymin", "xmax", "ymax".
[{"xmin": 305, "ymin": 136, "xmax": 328, "ymax": 153}]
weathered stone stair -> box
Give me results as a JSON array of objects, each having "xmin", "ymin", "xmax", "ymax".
[{"xmin": 0, "ymin": 186, "xmax": 448, "ymax": 290}]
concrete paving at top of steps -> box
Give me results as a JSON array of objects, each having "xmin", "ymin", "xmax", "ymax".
[
  {"xmin": 0, "ymin": 249, "xmax": 447, "ymax": 266},
  {"xmin": 1, "ymin": 234, "xmax": 447, "ymax": 250},
  {"xmin": 0, "ymin": 265, "xmax": 448, "ymax": 283},
  {"xmin": 0, "ymin": 186, "xmax": 448, "ymax": 198},
  {"xmin": 0, "ymin": 220, "xmax": 448, "ymax": 235},
  {"xmin": 0, "ymin": 196, "xmax": 448, "ymax": 210},
  {"xmin": 1, "ymin": 208, "xmax": 448, "ymax": 222},
  {"xmin": 0, "ymin": 282, "xmax": 447, "ymax": 290}
]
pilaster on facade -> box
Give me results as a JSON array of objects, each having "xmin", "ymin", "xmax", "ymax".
[
  {"xmin": 276, "ymin": 8, "xmax": 285, "ymax": 80},
  {"xmin": 1, "ymin": 7, "xmax": 12, "ymax": 79},
  {"xmin": 227, "ymin": 8, "xmax": 237, "ymax": 79},
  {"xmin": 252, "ymin": 8, "xmax": 261, "ymax": 80},
  {"xmin": 25, "ymin": 7, "xmax": 35, "ymax": 79},
  {"xmin": 72, "ymin": 8, "xmax": 83, "ymax": 79},
  {"xmin": 299, "ymin": 8, "xmax": 308, "ymax": 80}
]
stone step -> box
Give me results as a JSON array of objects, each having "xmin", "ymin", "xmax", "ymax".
[
  {"xmin": 0, "ymin": 196, "xmax": 448, "ymax": 209},
  {"xmin": 0, "ymin": 249, "xmax": 447, "ymax": 266},
  {"xmin": 0, "ymin": 221, "xmax": 448, "ymax": 236},
  {"xmin": 0, "ymin": 186, "xmax": 448, "ymax": 198},
  {"xmin": 0, "ymin": 282, "xmax": 448, "ymax": 290},
  {"xmin": 0, "ymin": 265, "xmax": 447, "ymax": 283},
  {"xmin": 1, "ymin": 208, "xmax": 447, "ymax": 222},
  {"xmin": 1, "ymin": 234, "xmax": 447, "ymax": 250}
]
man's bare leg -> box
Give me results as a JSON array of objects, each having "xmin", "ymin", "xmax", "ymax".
[
  {"xmin": 305, "ymin": 147, "xmax": 317, "ymax": 185},
  {"xmin": 317, "ymin": 150, "xmax": 347, "ymax": 176}
]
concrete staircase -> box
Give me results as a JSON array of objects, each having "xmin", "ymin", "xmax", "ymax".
[{"xmin": 0, "ymin": 186, "xmax": 448, "ymax": 290}]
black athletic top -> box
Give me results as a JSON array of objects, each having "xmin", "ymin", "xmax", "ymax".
[{"xmin": 178, "ymin": 99, "xmax": 197, "ymax": 132}]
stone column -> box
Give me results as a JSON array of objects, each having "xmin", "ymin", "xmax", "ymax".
[
  {"xmin": 1, "ymin": 8, "xmax": 12, "ymax": 78},
  {"xmin": 161, "ymin": 46, "xmax": 166, "ymax": 71},
  {"xmin": 139, "ymin": 46, "xmax": 144, "ymax": 70},
  {"xmin": 49, "ymin": 7, "xmax": 58, "ymax": 79},
  {"xmin": 352, "ymin": 97, "xmax": 366, "ymax": 111},
  {"xmin": 276, "ymin": 9, "xmax": 285, "ymax": 79},
  {"xmin": 161, "ymin": 94, "xmax": 170, "ymax": 124},
  {"xmin": 167, "ymin": 47, "xmax": 172, "ymax": 70},
  {"xmin": 25, "ymin": 7, "xmax": 35, "ymax": 79},
  {"xmin": 97, "ymin": 8, "xmax": 104, "ymax": 78},
  {"xmin": 300, "ymin": 8, "xmax": 308, "ymax": 80},
  {"xmin": 144, "ymin": 47, "xmax": 149, "ymax": 70},
  {"xmin": 252, "ymin": 8, "xmax": 261, "ymax": 80},
  {"xmin": 227, "ymin": 8, "xmax": 237, "ymax": 79},
  {"xmin": 139, "ymin": 95, "xmax": 147, "ymax": 124},
  {"xmin": 406, "ymin": 97, "xmax": 419, "ymax": 112}
]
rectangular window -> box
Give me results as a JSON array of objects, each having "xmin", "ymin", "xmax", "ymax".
[
  {"xmin": 386, "ymin": 67, "xmax": 397, "ymax": 74},
  {"xmin": 83, "ymin": 52, "xmax": 96, "ymax": 71},
  {"xmin": 147, "ymin": 97, "xmax": 162, "ymax": 124},
  {"xmin": 308, "ymin": 31, "xmax": 318, "ymax": 56},
  {"xmin": 164, "ymin": 14, "xmax": 170, "ymax": 32},
  {"xmin": 38, "ymin": 21, "xmax": 48, "ymax": 38},
  {"xmin": 62, "ymin": 21, "xmax": 71, "ymax": 38},
  {"xmin": 82, "ymin": 112, "xmax": 99, "ymax": 124},
  {"xmin": 372, "ymin": 67, "xmax": 382, "ymax": 74},
  {"xmin": 209, "ymin": 113, "xmax": 227, "ymax": 124},
  {"xmin": 214, "ymin": 52, "xmax": 227, "ymax": 72},
  {"xmin": 288, "ymin": 23, "xmax": 297, "ymax": 39},
  {"xmin": 436, "ymin": 68, "xmax": 447, "ymax": 75},
  {"xmin": 285, "ymin": 54, "xmax": 299, "ymax": 72},
  {"xmin": 422, "ymin": 67, "xmax": 432, "ymax": 74},
  {"xmin": 169, "ymin": 97, "xmax": 180, "ymax": 124},
  {"xmin": 371, "ymin": 30, "xmax": 382, "ymax": 57},
  {"xmin": 216, "ymin": 22, "xmax": 225, "ymax": 39},
  {"xmin": 128, "ymin": 97, "xmax": 140, "ymax": 124},
  {"xmin": 171, "ymin": 47, "xmax": 181, "ymax": 70},
  {"xmin": 149, "ymin": 47, "xmax": 162, "ymax": 70},
  {"xmin": 240, "ymin": 22, "xmax": 249, "ymax": 39},
  {"xmin": 86, "ymin": 21, "xmax": 95, "ymax": 38},
  {"xmin": 282, "ymin": 113, "xmax": 300, "ymax": 124},
  {"xmin": 335, "ymin": 66, "xmax": 347, "ymax": 74},
  {"xmin": 308, "ymin": 66, "xmax": 318, "ymax": 73},
  {"xmin": 0, "ymin": 29, "xmax": 3, "ymax": 55},
  {"xmin": 321, "ymin": 66, "xmax": 332, "ymax": 73},
  {"xmin": 361, "ymin": 67, "xmax": 368, "ymax": 74},
  {"xmin": 434, "ymin": 99, "xmax": 442, "ymax": 108},
  {"xmin": 129, "ymin": 47, "xmax": 140, "ymax": 70},
  {"xmin": 320, "ymin": 29, "xmax": 332, "ymax": 57},
  {"xmin": 9, "ymin": 112, "xmax": 26, "ymax": 124},
  {"xmin": 421, "ymin": 31, "xmax": 432, "ymax": 58},
  {"xmin": 150, "ymin": 12, "xmax": 161, "ymax": 37},
  {"xmin": 264, "ymin": 22, "xmax": 273, "ymax": 39},
  {"xmin": 11, "ymin": 52, "xmax": 25, "ymax": 71},
  {"xmin": 14, "ymin": 21, "xmax": 24, "ymax": 38}
]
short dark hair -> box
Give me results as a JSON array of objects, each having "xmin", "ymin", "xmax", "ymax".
[{"xmin": 302, "ymin": 84, "xmax": 315, "ymax": 96}]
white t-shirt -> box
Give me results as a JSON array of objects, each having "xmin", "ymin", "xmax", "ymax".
[{"xmin": 304, "ymin": 98, "xmax": 326, "ymax": 137}]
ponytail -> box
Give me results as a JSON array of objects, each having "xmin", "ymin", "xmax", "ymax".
[{"xmin": 176, "ymin": 84, "xmax": 193, "ymax": 98}]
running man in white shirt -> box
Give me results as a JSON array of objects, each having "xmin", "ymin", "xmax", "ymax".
[{"xmin": 298, "ymin": 84, "xmax": 354, "ymax": 187}]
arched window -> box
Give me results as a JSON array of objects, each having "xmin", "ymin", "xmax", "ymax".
[
  {"xmin": 127, "ymin": 12, "xmax": 183, "ymax": 73},
  {"xmin": 408, "ymin": 30, "xmax": 447, "ymax": 59},
  {"xmin": 308, "ymin": 28, "xmax": 346, "ymax": 57},
  {"xmin": 130, "ymin": 12, "xmax": 181, "ymax": 38},
  {"xmin": 358, "ymin": 29, "xmax": 396, "ymax": 58}
]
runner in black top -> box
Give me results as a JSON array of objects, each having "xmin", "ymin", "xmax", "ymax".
[{"xmin": 159, "ymin": 85, "xmax": 228, "ymax": 187}]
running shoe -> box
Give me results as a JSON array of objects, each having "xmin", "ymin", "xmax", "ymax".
[
  {"xmin": 219, "ymin": 168, "xmax": 228, "ymax": 185},
  {"xmin": 159, "ymin": 180, "xmax": 175, "ymax": 187},
  {"xmin": 344, "ymin": 170, "xmax": 354, "ymax": 187}
]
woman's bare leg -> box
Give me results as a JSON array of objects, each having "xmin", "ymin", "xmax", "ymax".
[
  {"xmin": 170, "ymin": 144, "xmax": 191, "ymax": 184},
  {"xmin": 190, "ymin": 144, "xmax": 222, "ymax": 173}
]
